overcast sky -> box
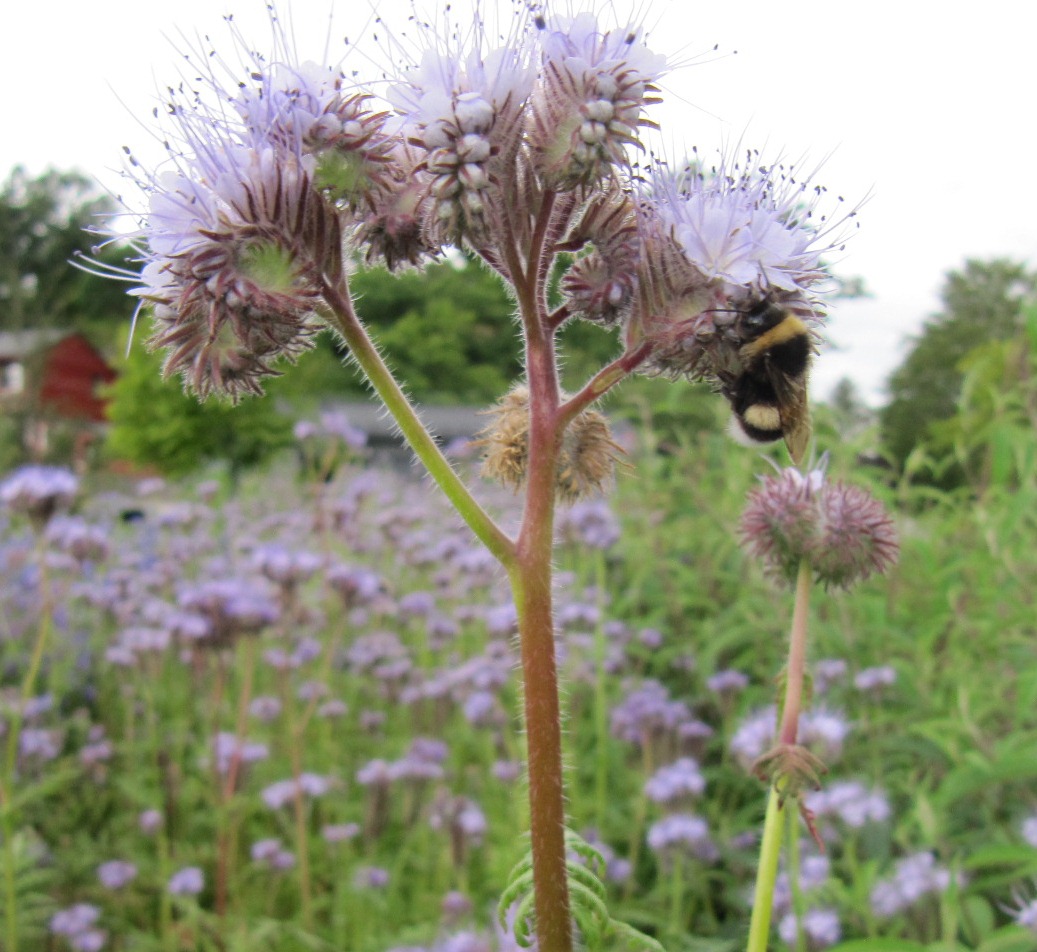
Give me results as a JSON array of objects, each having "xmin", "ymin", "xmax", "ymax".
[{"xmin": 4, "ymin": 0, "xmax": 1035, "ymax": 404}]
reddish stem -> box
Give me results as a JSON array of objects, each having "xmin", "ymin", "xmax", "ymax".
[{"xmin": 511, "ymin": 286, "xmax": 573, "ymax": 952}]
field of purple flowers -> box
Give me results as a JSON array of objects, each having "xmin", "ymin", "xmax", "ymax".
[{"xmin": 2, "ymin": 417, "xmax": 1037, "ymax": 952}]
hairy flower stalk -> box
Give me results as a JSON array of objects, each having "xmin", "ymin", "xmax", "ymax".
[
  {"xmin": 741, "ymin": 468, "xmax": 898, "ymax": 952},
  {"xmin": 106, "ymin": 5, "xmax": 862, "ymax": 949}
]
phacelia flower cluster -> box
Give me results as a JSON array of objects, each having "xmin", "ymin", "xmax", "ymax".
[
  {"xmin": 529, "ymin": 12, "xmax": 667, "ymax": 189},
  {"xmin": 630, "ymin": 152, "xmax": 856, "ymax": 383},
  {"xmin": 1, "ymin": 465, "xmax": 78, "ymax": 529},
  {"xmin": 740, "ymin": 465, "xmax": 898, "ymax": 589}
]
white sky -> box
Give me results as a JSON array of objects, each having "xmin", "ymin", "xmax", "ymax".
[{"xmin": 4, "ymin": 0, "xmax": 1035, "ymax": 404}]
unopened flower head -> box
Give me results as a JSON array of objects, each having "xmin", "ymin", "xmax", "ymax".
[
  {"xmin": 233, "ymin": 58, "xmax": 395, "ymax": 210},
  {"xmin": 529, "ymin": 10, "xmax": 667, "ymax": 189},
  {"xmin": 740, "ymin": 465, "xmax": 898, "ymax": 589},
  {"xmin": 560, "ymin": 185, "xmax": 640, "ymax": 325},
  {"xmin": 386, "ymin": 6, "xmax": 538, "ymax": 245},
  {"xmin": 633, "ymin": 151, "xmax": 855, "ymax": 379}
]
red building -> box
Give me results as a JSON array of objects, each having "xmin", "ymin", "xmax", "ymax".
[{"xmin": 0, "ymin": 331, "xmax": 117, "ymax": 461}]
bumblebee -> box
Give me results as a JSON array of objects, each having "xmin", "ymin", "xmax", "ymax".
[{"xmin": 720, "ymin": 299, "xmax": 813, "ymax": 464}]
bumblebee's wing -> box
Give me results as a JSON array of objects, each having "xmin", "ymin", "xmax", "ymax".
[{"xmin": 764, "ymin": 356, "xmax": 811, "ymax": 465}]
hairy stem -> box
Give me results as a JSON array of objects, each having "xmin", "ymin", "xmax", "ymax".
[
  {"xmin": 320, "ymin": 278, "xmax": 515, "ymax": 568},
  {"xmin": 510, "ymin": 274, "xmax": 572, "ymax": 952},
  {"xmin": 778, "ymin": 560, "xmax": 813, "ymax": 746},
  {"xmin": 746, "ymin": 559, "xmax": 814, "ymax": 952},
  {"xmin": 558, "ymin": 342, "xmax": 654, "ymax": 429}
]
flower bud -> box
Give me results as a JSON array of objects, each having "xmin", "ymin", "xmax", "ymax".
[{"xmin": 740, "ymin": 467, "xmax": 897, "ymax": 590}]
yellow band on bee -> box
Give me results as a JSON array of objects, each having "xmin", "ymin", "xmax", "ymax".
[{"xmin": 741, "ymin": 316, "xmax": 808, "ymax": 357}]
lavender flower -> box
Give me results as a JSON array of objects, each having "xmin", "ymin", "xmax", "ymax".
[
  {"xmin": 556, "ymin": 500, "xmax": 621, "ymax": 549},
  {"xmin": 530, "ymin": 12, "xmax": 667, "ymax": 189},
  {"xmin": 813, "ymin": 658, "xmax": 848, "ymax": 694},
  {"xmin": 167, "ymin": 866, "xmax": 205, "ymax": 896},
  {"xmin": 212, "ymin": 732, "xmax": 269, "ymax": 776},
  {"xmin": 1, "ymin": 466, "xmax": 78, "ymax": 528},
  {"xmin": 250, "ymin": 838, "xmax": 296, "ymax": 871},
  {"xmin": 385, "ymin": 8, "xmax": 537, "ymax": 245},
  {"xmin": 139, "ymin": 808, "xmax": 162, "ymax": 835},
  {"xmin": 354, "ymin": 865, "xmax": 390, "ymax": 889},
  {"xmin": 646, "ymin": 813, "xmax": 717, "ymax": 862},
  {"xmin": 777, "ymin": 907, "xmax": 841, "ymax": 949},
  {"xmin": 644, "ymin": 758, "xmax": 706, "ymax": 804},
  {"xmin": 48, "ymin": 518, "xmax": 109, "ymax": 564},
  {"xmin": 870, "ymin": 852, "xmax": 963, "ymax": 918},
  {"xmin": 853, "ymin": 665, "xmax": 897, "ymax": 691},
  {"xmin": 1022, "ymin": 815, "xmax": 1037, "ymax": 848},
  {"xmin": 179, "ymin": 578, "xmax": 279, "ymax": 647},
  {"xmin": 322, "ymin": 822, "xmax": 360, "ymax": 844},
  {"xmin": 112, "ymin": 13, "xmax": 398, "ymax": 399},
  {"xmin": 97, "ymin": 860, "xmax": 138, "ymax": 890},
  {"xmin": 51, "ymin": 903, "xmax": 101, "ymax": 936},
  {"xmin": 803, "ymin": 781, "xmax": 890, "ymax": 829},
  {"xmin": 261, "ymin": 773, "xmax": 332, "ymax": 810},
  {"xmin": 1012, "ymin": 896, "xmax": 1037, "ymax": 932},
  {"xmin": 706, "ymin": 669, "xmax": 750, "ymax": 694}
]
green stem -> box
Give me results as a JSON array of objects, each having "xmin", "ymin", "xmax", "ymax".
[
  {"xmin": 746, "ymin": 559, "xmax": 814, "ymax": 952},
  {"xmin": 320, "ymin": 278, "xmax": 515, "ymax": 569},
  {"xmin": 787, "ymin": 804, "xmax": 806, "ymax": 952},
  {"xmin": 215, "ymin": 635, "xmax": 259, "ymax": 919},
  {"xmin": 746, "ymin": 785, "xmax": 787, "ymax": 952},
  {"xmin": 280, "ymin": 669, "xmax": 313, "ymax": 929}
]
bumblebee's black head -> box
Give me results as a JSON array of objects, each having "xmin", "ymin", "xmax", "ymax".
[{"xmin": 741, "ymin": 299, "xmax": 788, "ymax": 337}]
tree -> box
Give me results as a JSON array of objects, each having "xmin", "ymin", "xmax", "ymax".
[
  {"xmin": 104, "ymin": 335, "xmax": 292, "ymax": 482},
  {"xmin": 0, "ymin": 167, "xmax": 134, "ymax": 341},
  {"xmin": 880, "ymin": 259, "xmax": 1037, "ymax": 476}
]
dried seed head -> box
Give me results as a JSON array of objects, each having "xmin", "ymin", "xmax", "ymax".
[
  {"xmin": 478, "ymin": 386, "xmax": 623, "ymax": 502},
  {"xmin": 478, "ymin": 387, "xmax": 531, "ymax": 493},
  {"xmin": 555, "ymin": 404, "xmax": 624, "ymax": 502}
]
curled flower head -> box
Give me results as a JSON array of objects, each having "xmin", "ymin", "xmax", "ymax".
[
  {"xmin": 740, "ymin": 465, "xmax": 898, "ymax": 590},
  {"xmin": 633, "ymin": 151, "xmax": 855, "ymax": 380},
  {"xmin": 559, "ymin": 185, "xmax": 640, "ymax": 325},
  {"xmin": 386, "ymin": 8, "xmax": 538, "ymax": 245},
  {"xmin": 234, "ymin": 59, "xmax": 396, "ymax": 211},
  {"xmin": 109, "ymin": 12, "xmax": 405, "ymax": 400},
  {"xmin": 138, "ymin": 148, "xmax": 333, "ymax": 399},
  {"xmin": 530, "ymin": 11, "xmax": 667, "ymax": 188}
]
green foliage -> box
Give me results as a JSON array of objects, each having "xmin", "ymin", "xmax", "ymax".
[
  {"xmin": 103, "ymin": 334, "xmax": 292, "ymax": 478},
  {"xmin": 499, "ymin": 831, "xmax": 664, "ymax": 952},
  {"xmin": 275, "ymin": 257, "xmax": 621, "ymax": 405},
  {"xmin": 345, "ymin": 258, "xmax": 522, "ymax": 404},
  {"xmin": 925, "ymin": 302, "xmax": 1037, "ymax": 494},
  {"xmin": 880, "ymin": 259, "xmax": 1037, "ymax": 483},
  {"xmin": 0, "ymin": 167, "xmax": 134, "ymax": 343}
]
